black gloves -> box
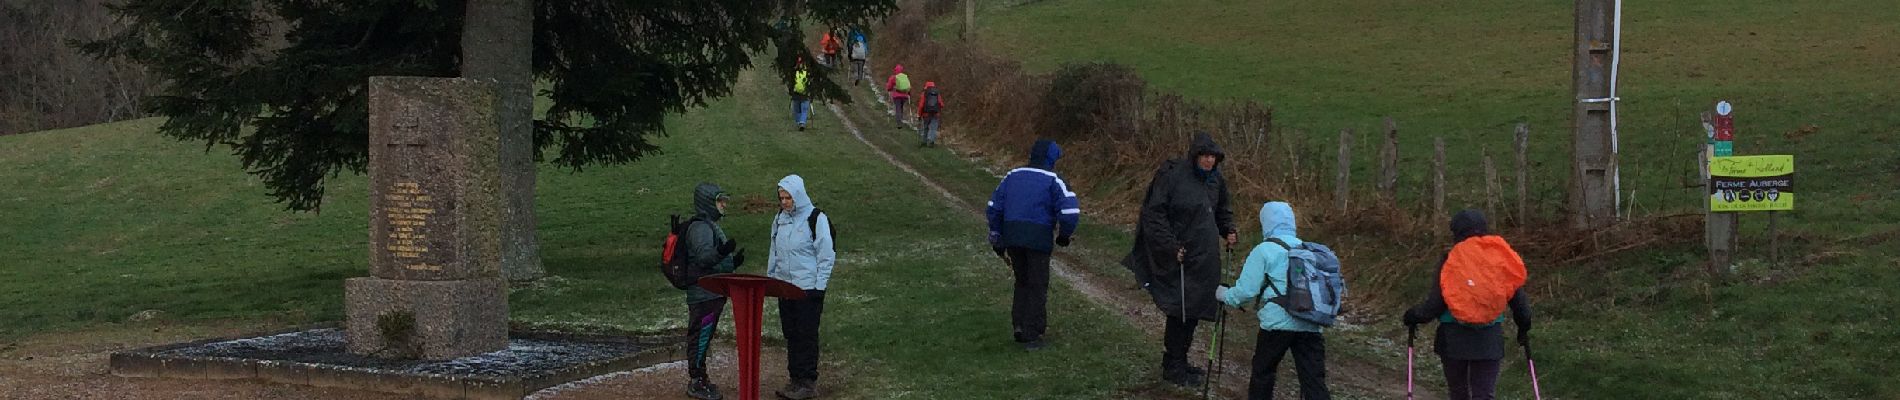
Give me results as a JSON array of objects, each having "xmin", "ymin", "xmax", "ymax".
[
  {"xmin": 731, "ymin": 249, "xmax": 747, "ymax": 268},
  {"xmin": 1055, "ymin": 235, "xmax": 1072, "ymax": 247},
  {"xmin": 1516, "ymin": 323, "xmax": 1532, "ymax": 346},
  {"xmin": 718, "ymin": 238, "xmax": 738, "ymax": 255},
  {"xmin": 1401, "ymin": 309, "xmax": 1431, "ymax": 327}
]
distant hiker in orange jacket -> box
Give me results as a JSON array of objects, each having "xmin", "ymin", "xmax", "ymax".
[{"xmin": 819, "ymin": 31, "xmax": 841, "ymax": 67}]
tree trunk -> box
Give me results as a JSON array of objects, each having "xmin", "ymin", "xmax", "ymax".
[{"xmin": 462, "ymin": 0, "xmax": 543, "ymax": 281}]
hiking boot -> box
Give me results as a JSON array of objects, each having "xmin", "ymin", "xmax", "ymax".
[
  {"xmin": 776, "ymin": 379, "xmax": 818, "ymax": 400},
  {"xmin": 1162, "ymin": 366, "xmax": 1204, "ymax": 387},
  {"xmin": 1022, "ymin": 339, "xmax": 1045, "ymax": 351},
  {"xmin": 687, "ymin": 378, "xmax": 723, "ymax": 400}
]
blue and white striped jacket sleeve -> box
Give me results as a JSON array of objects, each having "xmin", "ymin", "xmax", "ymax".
[
  {"xmin": 986, "ymin": 178, "xmax": 1007, "ymax": 241},
  {"xmin": 1053, "ymin": 174, "xmax": 1079, "ymax": 238}
]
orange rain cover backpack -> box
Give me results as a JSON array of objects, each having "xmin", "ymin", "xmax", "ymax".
[{"xmin": 1439, "ymin": 235, "xmax": 1527, "ymax": 325}]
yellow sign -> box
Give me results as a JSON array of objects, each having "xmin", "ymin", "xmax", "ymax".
[{"xmin": 1710, "ymin": 155, "xmax": 1793, "ymax": 212}]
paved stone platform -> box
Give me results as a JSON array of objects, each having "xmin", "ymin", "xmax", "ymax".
[{"xmin": 111, "ymin": 326, "xmax": 680, "ymax": 399}]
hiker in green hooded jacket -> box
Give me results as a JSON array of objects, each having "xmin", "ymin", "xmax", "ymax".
[{"xmin": 682, "ymin": 182, "xmax": 746, "ymax": 400}]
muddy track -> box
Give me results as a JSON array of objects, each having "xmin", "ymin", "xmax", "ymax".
[{"xmin": 833, "ymin": 79, "xmax": 1430, "ymax": 399}]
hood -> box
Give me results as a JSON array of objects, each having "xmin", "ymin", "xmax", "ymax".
[
  {"xmin": 693, "ymin": 182, "xmax": 726, "ymax": 221},
  {"xmin": 777, "ymin": 174, "xmax": 814, "ymax": 215},
  {"xmin": 893, "ymin": 64, "xmax": 904, "ymax": 74},
  {"xmin": 1450, "ymin": 209, "xmax": 1490, "ymax": 242},
  {"xmin": 1261, "ymin": 201, "xmax": 1298, "ymax": 239},
  {"xmin": 1187, "ymin": 131, "xmax": 1226, "ymax": 169},
  {"xmin": 1028, "ymin": 139, "xmax": 1061, "ymax": 169},
  {"xmin": 924, "ymin": 81, "xmax": 936, "ymax": 89}
]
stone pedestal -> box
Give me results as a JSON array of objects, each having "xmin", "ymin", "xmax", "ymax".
[
  {"xmin": 346, "ymin": 76, "xmax": 508, "ymax": 360},
  {"xmin": 344, "ymin": 278, "xmax": 507, "ymax": 359}
]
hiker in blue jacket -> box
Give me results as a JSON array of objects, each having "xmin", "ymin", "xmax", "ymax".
[
  {"xmin": 1217, "ymin": 201, "xmax": 1331, "ymax": 400},
  {"xmin": 767, "ymin": 174, "xmax": 835, "ymax": 400},
  {"xmin": 986, "ymin": 139, "xmax": 1081, "ymax": 350}
]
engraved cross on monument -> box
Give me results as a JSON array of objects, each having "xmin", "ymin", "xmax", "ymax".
[{"xmin": 345, "ymin": 76, "xmax": 508, "ymax": 360}]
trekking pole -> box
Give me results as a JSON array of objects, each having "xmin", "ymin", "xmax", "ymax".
[
  {"xmin": 1524, "ymin": 341, "xmax": 1544, "ymax": 400},
  {"xmin": 1203, "ymin": 246, "xmax": 1234, "ymax": 399},
  {"xmin": 1179, "ymin": 248, "xmax": 1188, "ymax": 325},
  {"xmin": 1406, "ymin": 325, "xmax": 1417, "ymax": 400}
]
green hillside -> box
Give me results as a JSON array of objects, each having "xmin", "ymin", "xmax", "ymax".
[
  {"xmin": 921, "ymin": 1, "xmax": 1900, "ymax": 397},
  {"xmin": 955, "ymin": 0, "xmax": 1899, "ymax": 228}
]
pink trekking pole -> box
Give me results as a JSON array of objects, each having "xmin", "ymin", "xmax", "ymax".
[
  {"xmin": 1524, "ymin": 341, "xmax": 1544, "ymax": 400},
  {"xmin": 1406, "ymin": 325, "xmax": 1416, "ymax": 400}
]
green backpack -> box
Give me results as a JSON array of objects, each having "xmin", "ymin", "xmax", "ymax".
[{"xmin": 894, "ymin": 73, "xmax": 911, "ymax": 92}]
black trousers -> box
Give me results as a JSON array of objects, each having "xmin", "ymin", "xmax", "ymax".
[
  {"xmin": 1163, "ymin": 316, "xmax": 1200, "ymax": 369},
  {"xmin": 1249, "ymin": 330, "xmax": 1331, "ymax": 400},
  {"xmin": 1007, "ymin": 248, "xmax": 1052, "ymax": 342},
  {"xmin": 1443, "ymin": 358, "xmax": 1502, "ymax": 400},
  {"xmin": 685, "ymin": 298, "xmax": 727, "ymax": 380},
  {"xmin": 778, "ymin": 289, "xmax": 827, "ymax": 382}
]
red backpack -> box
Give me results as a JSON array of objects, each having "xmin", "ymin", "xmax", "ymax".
[{"xmin": 660, "ymin": 214, "xmax": 703, "ymax": 289}]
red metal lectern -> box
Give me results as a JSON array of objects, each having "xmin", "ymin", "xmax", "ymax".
[{"xmin": 697, "ymin": 273, "xmax": 807, "ymax": 400}]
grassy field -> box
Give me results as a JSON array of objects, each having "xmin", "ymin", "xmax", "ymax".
[
  {"xmin": 904, "ymin": 0, "xmax": 1900, "ymax": 398},
  {"xmin": 0, "ymin": 70, "xmax": 1181, "ymax": 398},
  {"xmin": 949, "ymin": 0, "xmax": 1900, "ymax": 230}
]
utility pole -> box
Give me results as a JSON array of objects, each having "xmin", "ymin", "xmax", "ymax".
[{"xmin": 1571, "ymin": 0, "xmax": 1620, "ymax": 229}]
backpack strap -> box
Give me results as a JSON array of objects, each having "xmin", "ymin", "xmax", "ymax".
[
  {"xmin": 806, "ymin": 208, "xmax": 823, "ymax": 241},
  {"xmin": 1254, "ymin": 238, "xmax": 1294, "ymax": 309},
  {"xmin": 681, "ymin": 217, "xmax": 710, "ymax": 272}
]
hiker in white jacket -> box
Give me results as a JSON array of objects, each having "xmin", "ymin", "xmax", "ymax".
[{"xmin": 767, "ymin": 174, "xmax": 834, "ymax": 399}]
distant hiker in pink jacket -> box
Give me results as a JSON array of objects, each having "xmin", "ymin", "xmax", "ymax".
[{"xmin": 884, "ymin": 64, "xmax": 912, "ymax": 128}]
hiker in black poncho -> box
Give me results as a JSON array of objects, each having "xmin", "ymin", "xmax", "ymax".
[{"xmin": 1122, "ymin": 131, "xmax": 1238, "ymax": 387}]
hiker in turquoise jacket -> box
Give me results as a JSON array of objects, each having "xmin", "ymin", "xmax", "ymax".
[
  {"xmin": 1218, "ymin": 201, "xmax": 1331, "ymax": 400},
  {"xmin": 767, "ymin": 174, "xmax": 835, "ymax": 399}
]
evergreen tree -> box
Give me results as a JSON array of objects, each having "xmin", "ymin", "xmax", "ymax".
[{"xmin": 84, "ymin": 0, "xmax": 894, "ymax": 280}]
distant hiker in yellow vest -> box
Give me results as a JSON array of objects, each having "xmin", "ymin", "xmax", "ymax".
[{"xmin": 792, "ymin": 57, "xmax": 811, "ymax": 131}]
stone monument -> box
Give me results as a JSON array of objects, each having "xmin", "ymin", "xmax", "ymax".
[{"xmin": 344, "ymin": 76, "xmax": 508, "ymax": 360}]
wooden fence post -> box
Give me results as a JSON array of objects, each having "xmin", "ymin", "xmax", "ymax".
[
  {"xmin": 1379, "ymin": 117, "xmax": 1399, "ymax": 204},
  {"xmin": 1515, "ymin": 123, "xmax": 1530, "ymax": 226},
  {"xmin": 1286, "ymin": 129, "xmax": 1303, "ymax": 192},
  {"xmin": 963, "ymin": 0, "xmax": 975, "ymax": 40},
  {"xmin": 1433, "ymin": 136, "xmax": 1446, "ymax": 221},
  {"xmin": 1485, "ymin": 147, "xmax": 1501, "ymax": 222},
  {"xmin": 1336, "ymin": 128, "xmax": 1353, "ymax": 213}
]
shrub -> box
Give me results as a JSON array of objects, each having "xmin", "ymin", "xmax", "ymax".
[{"xmin": 1036, "ymin": 62, "xmax": 1145, "ymax": 141}]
